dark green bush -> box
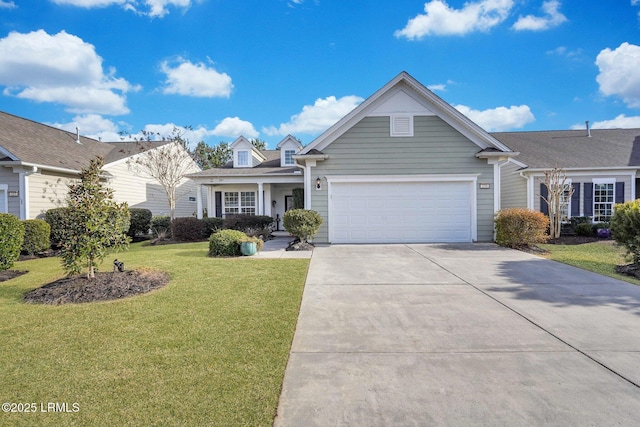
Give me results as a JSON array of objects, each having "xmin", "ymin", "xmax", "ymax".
[
  {"xmin": 0, "ymin": 213, "xmax": 25, "ymax": 271},
  {"xmin": 292, "ymin": 188, "xmax": 305, "ymax": 209},
  {"xmin": 611, "ymin": 200, "xmax": 640, "ymax": 264},
  {"xmin": 22, "ymin": 219, "xmax": 51, "ymax": 255},
  {"xmin": 283, "ymin": 209, "xmax": 323, "ymax": 242},
  {"xmin": 222, "ymin": 214, "xmax": 274, "ymax": 233},
  {"xmin": 151, "ymin": 215, "xmax": 172, "ymax": 238},
  {"xmin": 44, "ymin": 207, "xmax": 70, "ymax": 246},
  {"xmin": 172, "ymin": 217, "xmax": 207, "ymax": 241},
  {"xmin": 202, "ymin": 217, "xmax": 223, "ymax": 238},
  {"xmin": 128, "ymin": 208, "xmax": 152, "ymax": 237},
  {"xmin": 575, "ymin": 222, "xmax": 594, "ymax": 237},
  {"xmin": 208, "ymin": 229, "xmax": 248, "ymax": 257},
  {"xmin": 495, "ymin": 208, "xmax": 549, "ymax": 248}
]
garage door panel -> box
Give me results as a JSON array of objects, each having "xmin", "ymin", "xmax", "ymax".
[{"xmin": 330, "ymin": 181, "xmax": 473, "ymax": 243}]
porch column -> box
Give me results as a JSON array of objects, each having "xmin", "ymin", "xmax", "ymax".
[
  {"xmin": 264, "ymin": 184, "xmax": 272, "ymax": 217},
  {"xmin": 196, "ymin": 185, "xmax": 203, "ymax": 219},
  {"xmin": 257, "ymin": 182, "xmax": 264, "ymax": 215}
]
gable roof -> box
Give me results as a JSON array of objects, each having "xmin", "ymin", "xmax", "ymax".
[
  {"xmin": 188, "ymin": 149, "xmax": 301, "ymax": 177},
  {"xmin": 492, "ymin": 128, "xmax": 640, "ymax": 169},
  {"xmin": 301, "ymin": 71, "xmax": 514, "ymax": 155}
]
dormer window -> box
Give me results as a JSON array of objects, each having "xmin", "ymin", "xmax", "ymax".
[
  {"xmin": 237, "ymin": 150, "xmax": 249, "ymax": 166},
  {"xmin": 284, "ymin": 149, "xmax": 296, "ymax": 165}
]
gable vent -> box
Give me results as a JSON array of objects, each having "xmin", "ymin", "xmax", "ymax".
[{"xmin": 391, "ymin": 115, "xmax": 413, "ymax": 137}]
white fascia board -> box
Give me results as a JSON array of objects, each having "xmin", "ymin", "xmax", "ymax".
[
  {"xmin": 1, "ymin": 160, "xmax": 79, "ymax": 175},
  {"xmin": 522, "ymin": 166, "xmax": 639, "ymax": 176},
  {"xmin": 0, "ymin": 145, "xmax": 18, "ymax": 160},
  {"xmin": 189, "ymin": 175, "xmax": 304, "ymax": 185},
  {"xmin": 326, "ymin": 174, "xmax": 480, "ymax": 183}
]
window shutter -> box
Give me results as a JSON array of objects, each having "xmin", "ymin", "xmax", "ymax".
[
  {"xmin": 615, "ymin": 182, "xmax": 625, "ymax": 203},
  {"xmin": 584, "ymin": 183, "xmax": 593, "ymax": 216},
  {"xmin": 215, "ymin": 191, "xmax": 222, "ymax": 218},
  {"xmin": 571, "ymin": 183, "xmax": 580, "ymax": 217},
  {"xmin": 540, "ymin": 183, "xmax": 548, "ymax": 215}
]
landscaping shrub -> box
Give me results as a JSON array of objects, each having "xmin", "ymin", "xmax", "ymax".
[
  {"xmin": 283, "ymin": 209, "xmax": 323, "ymax": 242},
  {"xmin": 151, "ymin": 215, "xmax": 172, "ymax": 238},
  {"xmin": 128, "ymin": 208, "xmax": 152, "ymax": 238},
  {"xmin": 611, "ymin": 200, "xmax": 640, "ymax": 264},
  {"xmin": 223, "ymin": 214, "xmax": 274, "ymax": 233},
  {"xmin": 0, "ymin": 213, "xmax": 25, "ymax": 271},
  {"xmin": 575, "ymin": 222, "xmax": 594, "ymax": 237},
  {"xmin": 202, "ymin": 217, "xmax": 223, "ymax": 238},
  {"xmin": 22, "ymin": 219, "xmax": 51, "ymax": 255},
  {"xmin": 208, "ymin": 229, "xmax": 248, "ymax": 257},
  {"xmin": 495, "ymin": 208, "xmax": 549, "ymax": 248},
  {"xmin": 292, "ymin": 188, "xmax": 304, "ymax": 209},
  {"xmin": 44, "ymin": 207, "xmax": 70, "ymax": 246},
  {"xmin": 172, "ymin": 217, "xmax": 207, "ymax": 241}
]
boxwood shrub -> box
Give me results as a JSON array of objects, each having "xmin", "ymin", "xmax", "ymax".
[
  {"xmin": 283, "ymin": 209, "xmax": 323, "ymax": 242},
  {"xmin": 0, "ymin": 213, "xmax": 25, "ymax": 271},
  {"xmin": 208, "ymin": 229, "xmax": 248, "ymax": 257},
  {"xmin": 495, "ymin": 208, "xmax": 549, "ymax": 248},
  {"xmin": 44, "ymin": 207, "xmax": 70, "ymax": 246},
  {"xmin": 22, "ymin": 219, "xmax": 51, "ymax": 255},
  {"xmin": 128, "ymin": 208, "xmax": 152, "ymax": 238}
]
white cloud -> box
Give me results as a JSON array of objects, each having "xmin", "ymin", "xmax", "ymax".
[
  {"xmin": 512, "ymin": 0, "xmax": 567, "ymax": 31},
  {"xmin": 212, "ymin": 117, "xmax": 258, "ymax": 139},
  {"xmin": 51, "ymin": 0, "xmax": 193, "ymax": 17},
  {"xmin": 0, "ymin": 1, "xmax": 16, "ymax": 8},
  {"xmin": 455, "ymin": 104, "xmax": 535, "ymax": 131},
  {"xmin": 394, "ymin": 0, "xmax": 514, "ymax": 39},
  {"xmin": 51, "ymin": 114, "xmax": 124, "ymax": 141},
  {"xmin": 127, "ymin": 123, "xmax": 217, "ymax": 149},
  {"xmin": 263, "ymin": 95, "xmax": 364, "ymax": 136},
  {"xmin": 427, "ymin": 84, "xmax": 446, "ymax": 91},
  {"xmin": 571, "ymin": 115, "xmax": 640, "ymax": 129},
  {"xmin": 0, "ymin": 30, "xmax": 137, "ymax": 115},
  {"xmin": 160, "ymin": 59, "xmax": 233, "ymax": 98},
  {"xmin": 596, "ymin": 42, "xmax": 640, "ymax": 108}
]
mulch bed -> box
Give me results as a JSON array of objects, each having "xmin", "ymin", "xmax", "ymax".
[
  {"xmin": 23, "ymin": 269, "xmax": 170, "ymax": 305},
  {"xmin": 615, "ymin": 264, "xmax": 640, "ymax": 279},
  {"xmin": 0, "ymin": 270, "xmax": 28, "ymax": 282}
]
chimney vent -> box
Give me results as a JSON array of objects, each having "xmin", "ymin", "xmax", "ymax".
[{"xmin": 585, "ymin": 120, "xmax": 591, "ymax": 137}]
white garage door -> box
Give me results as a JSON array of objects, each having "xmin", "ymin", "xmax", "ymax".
[{"xmin": 330, "ymin": 180, "xmax": 473, "ymax": 243}]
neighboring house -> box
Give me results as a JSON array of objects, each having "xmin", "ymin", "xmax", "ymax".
[
  {"xmin": 190, "ymin": 71, "xmax": 517, "ymax": 243},
  {"xmin": 0, "ymin": 111, "xmax": 201, "ymax": 220},
  {"xmin": 494, "ymin": 127, "xmax": 640, "ymax": 223}
]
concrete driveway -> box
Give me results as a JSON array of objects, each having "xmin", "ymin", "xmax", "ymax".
[{"xmin": 274, "ymin": 243, "xmax": 640, "ymax": 426}]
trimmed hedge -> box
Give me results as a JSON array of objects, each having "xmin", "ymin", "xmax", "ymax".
[
  {"xmin": 495, "ymin": 208, "xmax": 549, "ymax": 248},
  {"xmin": 202, "ymin": 217, "xmax": 223, "ymax": 238},
  {"xmin": 283, "ymin": 209, "xmax": 322, "ymax": 242},
  {"xmin": 22, "ymin": 219, "xmax": 51, "ymax": 255},
  {"xmin": 172, "ymin": 217, "xmax": 207, "ymax": 241},
  {"xmin": 208, "ymin": 229, "xmax": 249, "ymax": 257},
  {"xmin": 222, "ymin": 214, "xmax": 274, "ymax": 233},
  {"xmin": 0, "ymin": 213, "xmax": 25, "ymax": 271},
  {"xmin": 44, "ymin": 207, "xmax": 70, "ymax": 246},
  {"xmin": 611, "ymin": 200, "xmax": 640, "ymax": 264},
  {"xmin": 128, "ymin": 208, "xmax": 152, "ymax": 237}
]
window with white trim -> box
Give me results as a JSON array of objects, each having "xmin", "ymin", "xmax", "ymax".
[
  {"xmin": 284, "ymin": 149, "xmax": 296, "ymax": 165},
  {"xmin": 224, "ymin": 191, "xmax": 256, "ymax": 215},
  {"xmin": 593, "ymin": 180, "xmax": 615, "ymax": 222},
  {"xmin": 559, "ymin": 182, "xmax": 572, "ymax": 223},
  {"xmin": 237, "ymin": 150, "xmax": 249, "ymax": 167}
]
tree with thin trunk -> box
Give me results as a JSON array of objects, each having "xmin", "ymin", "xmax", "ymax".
[
  {"xmin": 60, "ymin": 157, "xmax": 130, "ymax": 279},
  {"xmin": 542, "ymin": 166, "xmax": 574, "ymax": 240}
]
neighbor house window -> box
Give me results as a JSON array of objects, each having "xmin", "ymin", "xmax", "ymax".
[
  {"xmin": 593, "ymin": 181, "xmax": 615, "ymax": 222},
  {"xmin": 224, "ymin": 191, "xmax": 255, "ymax": 215},
  {"xmin": 237, "ymin": 150, "xmax": 249, "ymax": 166},
  {"xmin": 284, "ymin": 149, "xmax": 296, "ymax": 165},
  {"xmin": 559, "ymin": 182, "xmax": 572, "ymax": 223}
]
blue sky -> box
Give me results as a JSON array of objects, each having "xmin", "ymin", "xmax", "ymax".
[{"xmin": 1, "ymin": 0, "xmax": 639, "ymax": 148}]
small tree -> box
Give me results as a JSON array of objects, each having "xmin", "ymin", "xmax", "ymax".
[
  {"xmin": 542, "ymin": 166, "xmax": 574, "ymax": 240},
  {"xmin": 60, "ymin": 157, "xmax": 130, "ymax": 279},
  {"xmin": 283, "ymin": 209, "xmax": 322, "ymax": 242}
]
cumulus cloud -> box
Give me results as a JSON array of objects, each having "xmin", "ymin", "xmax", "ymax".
[
  {"xmin": 212, "ymin": 117, "xmax": 258, "ymax": 139},
  {"xmin": 160, "ymin": 59, "xmax": 233, "ymax": 98},
  {"xmin": 51, "ymin": 0, "xmax": 193, "ymax": 17},
  {"xmin": 0, "ymin": 30, "xmax": 137, "ymax": 115},
  {"xmin": 570, "ymin": 115, "xmax": 640, "ymax": 129},
  {"xmin": 394, "ymin": 0, "xmax": 514, "ymax": 39},
  {"xmin": 596, "ymin": 42, "xmax": 640, "ymax": 108},
  {"xmin": 263, "ymin": 95, "xmax": 364, "ymax": 136},
  {"xmin": 51, "ymin": 114, "xmax": 124, "ymax": 141},
  {"xmin": 512, "ymin": 0, "xmax": 567, "ymax": 31},
  {"xmin": 455, "ymin": 104, "xmax": 535, "ymax": 131}
]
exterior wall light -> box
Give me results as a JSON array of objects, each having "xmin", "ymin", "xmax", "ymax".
[{"xmin": 316, "ymin": 177, "xmax": 322, "ymax": 190}]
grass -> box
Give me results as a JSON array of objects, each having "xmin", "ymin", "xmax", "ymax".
[
  {"xmin": 539, "ymin": 240, "xmax": 640, "ymax": 286},
  {"xmin": 0, "ymin": 242, "xmax": 309, "ymax": 426}
]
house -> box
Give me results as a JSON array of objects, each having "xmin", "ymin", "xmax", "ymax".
[
  {"xmin": 189, "ymin": 71, "xmax": 518, "ymax": 243},
  {"xmin": 494, "ymin": 127, "xmax": 640, "ymax": 222},
  {"xmin": 0, "ymin": 111, "xmax": 201, "ymax": 220}
]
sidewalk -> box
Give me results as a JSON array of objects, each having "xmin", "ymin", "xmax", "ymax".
[{"xmin": 254, "ymin": 235, "xmax": 312, "ymax": 259}]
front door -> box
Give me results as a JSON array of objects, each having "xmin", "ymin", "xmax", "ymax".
[{"xmin": 285, "ymin": 195, "xmax": 294, "ymax": 211}]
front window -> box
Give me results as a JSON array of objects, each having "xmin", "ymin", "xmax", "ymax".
[
  {"xmin": 224, "ymin": 191, "xmax": 255, "ymax": 215},
  {"xmin": 284, "ymin": 149, "xmax": 295, "ymax": 165},
  {"xmin": 559, "ymin": 184, "xmax": 571, "ymax": 223},
  {"xmin": 593, "ymin": 182, "xmax": 615, "ymax": 222},
  {"xmin": 237, "ymin": 150, "xmax": 249, "ymax": 166}
]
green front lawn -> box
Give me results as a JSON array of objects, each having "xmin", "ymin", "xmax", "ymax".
[
  {"xmin": 0, "ymin": 242, "xmax": 309, "ymax": 426},
  {"xmin": 539, "ymin": 240, "xmax": 640, "ymax": 286}
]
